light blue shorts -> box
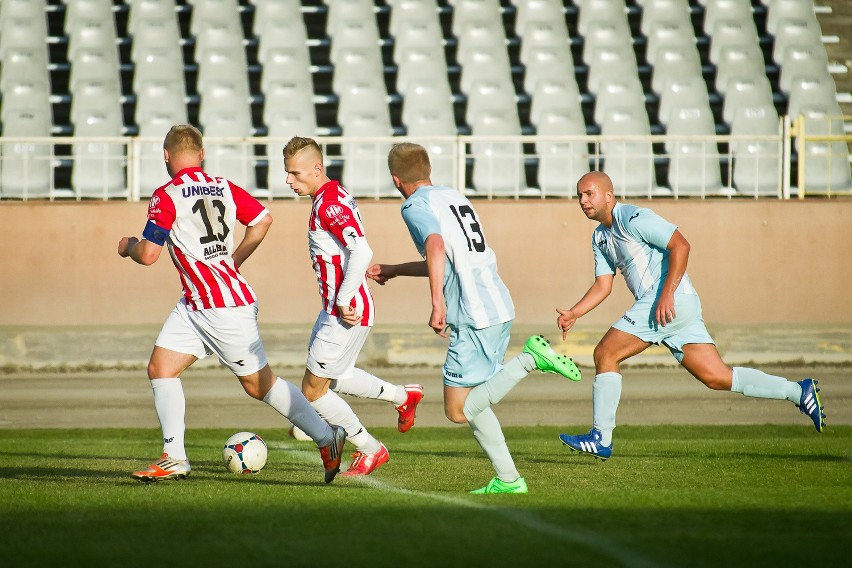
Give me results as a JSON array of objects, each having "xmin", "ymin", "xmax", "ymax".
[
  {"xmin": 612, "ymin": 293, "xmax": 714, "ymax": 363},
  {"xmin": 443, "ymin": 321, "xmax": 513, "ymax": 388}
]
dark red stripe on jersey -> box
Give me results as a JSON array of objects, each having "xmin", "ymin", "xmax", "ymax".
[
  {"xmin": 196, "ymin": 261, "xmax": 225, "ymax": 308},
  {"xmin": 316, "ymin": 254, "xmax": 330, "ymax": 313},
  {"xmin": 172, "ymin": 246, "xmax": 211, "ymax": 309},
  {"xmin": 358, "ymin": 285, "xmax": 371, "ymax": 326},
  {"xmin": 218, "ymin": 260, "xmax": 253, "ymax": 306}
]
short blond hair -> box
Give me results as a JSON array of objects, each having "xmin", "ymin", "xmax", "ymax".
[
  {"xmin": 387, "ymin": 143, "xmax": 431, "ymax": 183},
  {"xmin": 283, "ymin": 136, "xmax": 323, "ymax": 160},
  {"xmin": 163, "ymin": 124, "xmax": 203, "ymax": 155}
]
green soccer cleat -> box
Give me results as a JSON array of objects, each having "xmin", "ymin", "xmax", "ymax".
[
  {"xmin": 470, "ymin": 476, "xmax": 528, "ymax": 494},
  {"xmin": 523, "ymin": 335, "xmax": 581, "ymax": 381}
]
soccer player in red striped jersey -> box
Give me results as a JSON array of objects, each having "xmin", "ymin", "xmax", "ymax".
[
  {"xmin": 118, "ymin": 125, "xmax": 346, "ymax": 484},
  {"xmin": 283, "ymin": 137, "xmax": 423, "ymax": 477}
]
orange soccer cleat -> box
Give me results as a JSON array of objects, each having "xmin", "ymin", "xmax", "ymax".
[
  {"xmin": 396, "ymin": 384, "xmax": 424, "ymax": 433},
  {"xmin": 318, "ymin": 425, "xmax": 347, "ymax": 484},
  {"xmin": 131, "ymin": 453, "xmax": 191, "ymax": 483},
  {"xmin": 341, "ymin": 443, "xmax": 389, "ymax": 477}
]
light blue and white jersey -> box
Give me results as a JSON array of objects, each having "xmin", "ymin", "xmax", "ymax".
[
  {"xmin": 592, "ymin": 202, "xmax": 697, "ymax": 300},
  {"xmin": 401, "ymin": 185, "xmax": 515, "ymax": 329}
]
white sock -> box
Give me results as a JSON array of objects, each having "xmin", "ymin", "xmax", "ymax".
[
  {"xmin": 731, "ymin": 367, "xmax": 802, "ymax": 403},
  {"xmin": 151, "ymin": 378, "xmax": 186, "ymax": 461},
  {"xmin": 311, "ymin": 390, "xmax": 381, "ymax": 454},
  {"xmin": 468, "ymin": 408, "xmax": 520, "ymax": 483},
  {"xmin": 462, "ymin": 355, "xmax": 531, "ymax": 421},
  {"xmin": 263, "ymin": 378, "xmax": 333, "ymax": 447},
  {"xmin": 592, "ymin": 372, "xmax": 622, "ymax": 447},
  {"xmin": 331, "ymin": 368, "xmax": 406, "ymax": 406}
]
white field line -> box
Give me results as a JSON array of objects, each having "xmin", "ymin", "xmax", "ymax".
[{"xmin": 271, "ymin": 442, "xmax": 667, "ymax": 568}]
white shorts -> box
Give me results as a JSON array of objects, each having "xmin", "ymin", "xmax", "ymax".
[
  {"xmin": 155, "ymin": 300, "xmax": 268, "ymax": 376},
  {"xmin": 306, "ymin": 311, "xmax": 371, "ymax": 380}
]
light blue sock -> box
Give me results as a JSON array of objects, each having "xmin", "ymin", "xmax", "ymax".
[
  {"xmin": 462, "ymin": 355, "xmax": 531, "ymax": 421},
  {"xmin": 468, "ymin": 408, "xmax": 520, "ymax": 483},
  {"xmin": 592, "ymin": 372, "xmax": 622, "ymax": 446},
  {"xmin": 731, "ymin": 367, "xmax": 801, "ymax": 403}
]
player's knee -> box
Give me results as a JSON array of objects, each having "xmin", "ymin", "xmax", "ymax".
[
  {"xmin": 700, "ymin": 373, "xmax": 732, "ymax": 391},
  {"xmin": 592, "ymin": 344, "xmax": 616, "ymax": 369},
  {"xmin": 241, "ymin": 382, "xmax": 265, "ymax": 400},
  {"xmin": 444, "ymin": 407, "xmax": 467, "ymax": 424}
]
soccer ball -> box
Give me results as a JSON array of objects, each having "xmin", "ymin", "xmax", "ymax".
[{"xmin": 222, "ymin": 431, "xmax": 268, "ymax": 474}]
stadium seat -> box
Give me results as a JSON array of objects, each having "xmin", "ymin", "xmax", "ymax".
[
  {"xmin": 72, "ymin": 108, "xmax": 126, "ymax": 199},
  {"xmin": 767, "ymin": 0, "xmax": 819, "ymax": 35},
  {"xmin": 127, "ymin": 0, "xmax": 176, "ymax": 36},
  {"xmin": 640, "ymin": 0, "xmax": 692, "ymax": 36},
  {"xmin": 600, "ymin": 107, "xmax": 658, "ymax": 197},
  {"xmin": 645, "ymin": 20, "xmax": 696, "ymax": 65},
  {"xmin": 665, "ymin": 106, "xmax": 723, "ymax": 196},
  {"xmin": 70, "ymin": 77, "xmax": 122, "ymax": 120},
  {"xmin": 65, "ymin": 0, "xmax": 114, "ymax": 30},
  {"xmin": 396, "ymin": 49, "xmax": 450, "ymax": 95},
  {"xmin": 512, "ymin": 0, "xmax": 565, "ymax": 36},
  {"xmin": 722, "ymin": 75, "xmax": 774, "ymax": 124},
  {"xmin": 778, "ymin": 44, "xmax": 831, "ymax": 94},
  {"xmin": 199, "ymin": 79, "xmax": 252, "ymax": 128},
  {"xmin": 189, "ymin": 0, "xmax": 240, "ymax": 37},
  {"xmin": 593, "ymin": 76, "xmax": 645, "ymax": 125},
  {"xmin": 196, "ymin": 48, "xmax": 249, "ymax": 96},
  {"xmin": 201, "ymin": 111, "xmax": 256, "ymax": 191},
  {"xmin": 0, "ymin": 0, "xmax": 46, "ymax": 21},
  {"xmin": 0, "ymin": 47, "xmax": 50, "ymax": 91},
  {"xmin": 389, "ymin": 0, "xmax": 440, "ymax": 35},
  {"xmin": 800, "ymin": 141, "xmax": 852, "ymax": 194},
  {"xmin": 523, "ymin": 45, "xmax": 576, "ymax": 95},
  {"xmin": 402, "ymin": 79, "xmax": 455, "ymax": 131},
  {"xmin": 586, "ymin": 45, "xmax": 638, "ymax": 95},
  {"xmin": 530, "ymin": 78, "xmax": 583, "ymax": 126},
  {"xmin": 650, "ymin": 46, "xmax": 703, "ymax": 95},
  {"xmin": 465, "ymin": 79, "xmax": 519, "ymax": 126},
  {"xmin": 67, "ymin": 18, "xmax": 119, "ymax": 62},
  {"xmin": 392, "ymin": 16, "xmax": 444, "ymax": 56},
  {"xmin": 338, "ymin": 81, "xmax": 391, "ymax": 127},
  {"xmin": 70, "ymin": 46, "xmax": 121, "ymax": 89},
  {"xmin": 252, "ymin": 0, "xmax": 303, "ymax": 35},
  {"xmin": 451, "ymin": 0, "xmax": 503, "ymax": 37},
  {"xmin": 709, "ymin": 18, "xmax": 760, "ymax": 64},
  {"xmin": 730, "ymin": 105, "xmax": 781, "ymax": 197},
  {"xmin": 786, "ymin": 75, "xmax": 838, "ymax": 121},
  {"xmin": 581, "ymin": 20, "xmax": 632, "ymax": 65},
  {"xmin": 0, "ymin": 17, "xmax": 49, "ymax": 67},
  {"xmin": 329, "ymin": 19, "xmax": 382, "ymax": 65},
  {"xmin": 0, "ymin": 107, "xmax": 53, "ymax": 199},
  {"xmin": 0, "ymin": 77, "xmax": 51, "ymax": 116},
  {"xmin": 194, "ymin": 18, "xmax": 244, "ymax": 55},
  {"xmin": 703, "ymin": 0, "xmax": 752, "ymax": 36},
  {"xmin": 470, "ymin": 114, "xmax": 528, "ymax": 197},
  {"xmin": 340, "ymin": 111, "xmax": 396, "ymax": 198},
  {"xmin": 256, "ymin": 18, "xmax": 309, "ymax": 58},
  {"xmin": 262, "ymin": 79, "xmax": 315, "ymax": 126},
  {"xmin": 535, "ymin": 107, "xmax": 589, "ymax": 196},
  {"xmin": 771, "ymin": 18, "xmax": 823, "ymax": 64},
  {"xmin": 714, "ymin": 44, "xmax": 766, "ymax": 95},
  {"xmin": 135, "ymin": 80, "xmax": 187, "ymax": 128},
  {"xmin": 331, "ymin": 47, "xmax": 385, "ymax": 94},
  {"xmin": 131, "ymin": 44, "xmax": 185, "ymax": 93},
  {"xmin": 136, "ymin": 112, "xmax": 183, "ymax": 197},
  {"xmin": 577, "ymin": 0, "xmax": 628, "ymax": 37},
  {"xmin": 459, "ymin": 46, "xmax": 514, "ymax": 95},
  {"xmin": 130, "ymin": 18, "xmax": 183, "ymax": 62},
  {"xmin": 658, "ymin": 76, "xmax": 711, "ymax": 126}
]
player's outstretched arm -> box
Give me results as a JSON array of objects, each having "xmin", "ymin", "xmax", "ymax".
[
  {"xmin": 233, "ymin": 213, "xmax": 273, "ymax": 269},
  {"xmin": 118, "ymin": 236, "xmax": 162, "ymax": 266},
  {"xmin": 556, "ymin": 274, "xmax": 614, "ymax": 340},
  {"xmin": 367, "ymin": 261, "xmax": 428, "ymax": 284}
]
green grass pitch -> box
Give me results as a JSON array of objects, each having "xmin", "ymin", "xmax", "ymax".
[{"xmin": 1, "ymin": 425, "xmax": 849, "ymax": 567}]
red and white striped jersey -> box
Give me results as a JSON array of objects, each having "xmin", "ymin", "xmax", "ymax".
[
  {"xmin": 308, "ymin": 180, "xmax": 374, "ymax": 326},
  {"xmin": 144, "ymin": 166, "xmax": 269, "ymax": 311}
]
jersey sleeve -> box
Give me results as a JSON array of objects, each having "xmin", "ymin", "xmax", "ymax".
[
  {"xmin": 623, "ymin": 207, "xmax": 677, "ymax": 250},
  {"xmin": 592, "ymin": 233, "xmax": 616, "ymax": 277},
  {"xmin": 230, "ymin": 181, "xmax": 269, "ymax": 226},
  {"xmin": 401, "ymin": 199, "xmax": 440, "ymax": 257},
  {"xmin": 142, "ymin": 189, "xmax": 175, "ymax": 245},
  {"xmin": 317, "ymin": 201, "xmax": 364, "ymax": 247}
]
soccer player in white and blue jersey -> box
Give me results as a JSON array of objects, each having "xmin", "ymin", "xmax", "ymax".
[
  {"xmin": 557, "ymin": 172, "xmax": 826, "ymax": 460},
  {"xmin": 367, "ymin": 143, "xmax": 581, "ymax": 494}
]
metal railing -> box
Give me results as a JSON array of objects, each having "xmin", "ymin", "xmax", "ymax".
[{"xmin": 0, "ymin": 121, "xmax": 849, "ymax": 201}]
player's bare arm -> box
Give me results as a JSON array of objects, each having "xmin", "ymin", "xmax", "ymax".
[
  {"xmin": 118, "ymin": 236, "xmax": 163, "ymax": 266},
  {"xmin": 656, "ymin": 229, "xmax": 690, "ymax": 326},
  {"xmin": 232, "ymin": 213, "xmax": 272, "ymax": 269},
  {"xmin": 557, "ymin": 274, "xmax": 614, "ymax": 340},
  {"xmin": 366, "ymin": 261, "xmax": 428, "ymax": 284},
  {"xmin": 424, "ymin": 234, "xmax": 447, "ymax": 338}
]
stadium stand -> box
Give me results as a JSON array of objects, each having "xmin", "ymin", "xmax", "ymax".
[{"xmin": 0, "ymin": 0, "xmax": 849, "ymax": 199}]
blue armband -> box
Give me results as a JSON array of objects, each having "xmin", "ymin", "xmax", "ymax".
[{"xmin": 142, "ymin": 221, "xmax": 170, "ymax": 246}]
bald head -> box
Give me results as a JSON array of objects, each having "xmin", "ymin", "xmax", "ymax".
[{"xmin": 576, "ymin": 171, "xmax": 616, "ymax": 224}]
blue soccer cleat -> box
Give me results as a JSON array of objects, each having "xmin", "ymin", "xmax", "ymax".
[
  {"xmin": 797, "ymin": 378, "xmax": 826, "ymax": 433},
  {"xmin": 559, "ymin": 428, "xmax": 613, "ymax": 461}
]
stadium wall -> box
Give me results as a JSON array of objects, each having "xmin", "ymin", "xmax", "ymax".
[{"xmin": 0, "ymin": 200, "xmax": 849, "ymax": 327}]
